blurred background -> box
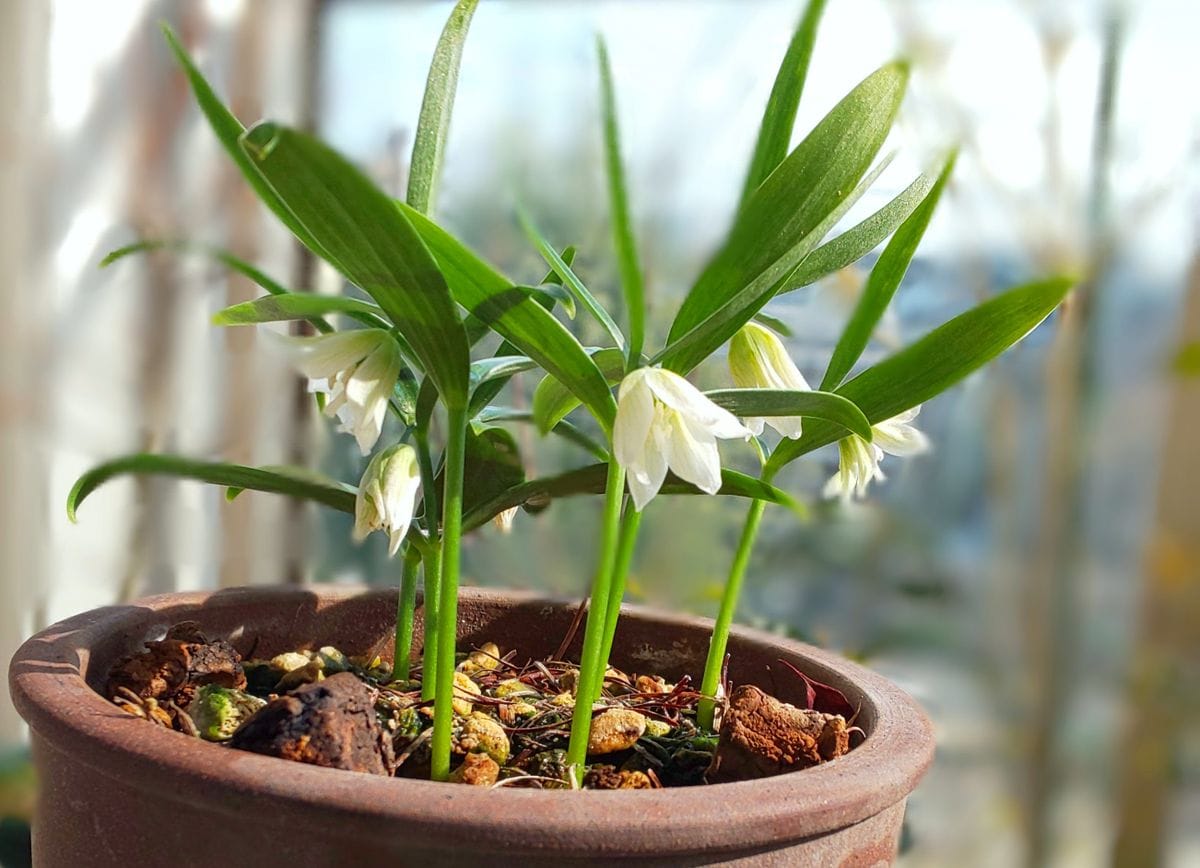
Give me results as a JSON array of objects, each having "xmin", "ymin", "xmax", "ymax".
[{"xmin": 2, "ymin": 0, "xmax": 1198, "ymax": 865}]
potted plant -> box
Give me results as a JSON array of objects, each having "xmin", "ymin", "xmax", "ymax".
[{"xmin": 9, "ymin": 1, "xmax": 1071, "ymax": 864}]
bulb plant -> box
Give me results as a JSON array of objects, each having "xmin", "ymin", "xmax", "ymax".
[{"xmin": 69, "ymin": 0, "xmax": 1072, "ymax": 785}]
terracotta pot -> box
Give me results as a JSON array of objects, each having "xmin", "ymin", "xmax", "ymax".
[{"xmin": 9, "ymin": 586, "xmax": 933, "ymax": 866}]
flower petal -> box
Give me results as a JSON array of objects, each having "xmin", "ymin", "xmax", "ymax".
[
  {"xmin": 282, "ymin": 329, "xmax": 387, "ymax": 380},
  {"xmin": 664, "ymin": 410, "xmax": 723, "ymax": 495},
  {"xmin": 613, "ymin": 371, "xmax": 656, "ymax": 472}
]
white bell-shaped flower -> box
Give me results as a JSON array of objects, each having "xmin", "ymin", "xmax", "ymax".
[
  {"xmin": 353, "ymin": 443, "xmax": 422, "ymax": 556},
  {"xmin": 284, "ymin": 329, "xmax": 402, "ymax": 455},
  {"xmin": 728, "ymin": 322, "xmax": 811, "ymax": 439},
  {"xmin": 613, "ymin": 367, "xmax": 752, "ymax": 511},
  {"xmin": 823, "ymin": 406, "xmax": 929, "ymax": 500}
]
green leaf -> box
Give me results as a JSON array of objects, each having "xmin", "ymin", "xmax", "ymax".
[
  {"xmin": 820, "ymin": 152, "xmax": 956, "ymax": 390},
  {"xmin": 406, "ymin": 0, "xmax": 480, "ymax": 215},
  {"xmin": 522, "ymin": 283, "xmax": 576, "ymax": 319},
  {"xmin": 461, "ymin": 425, "xmax": 525, "ymax": 515},
  {"xmin": 240, "ymin": 122, "xmax": 470, "ymax": 410},
  {"xmin": 476, "ymin": 406, "xmax": 610, "ymax": 461},
  {"xmin": 517, "ymin": 207, "xmax": 625, "ymax": 352},
  {"xmin": 468, "ymin": 355, "xmax": 540, "ymax": 416},
  {"xmin": 68, "ymin": 454, "xmax": 356, "ymax": 522},
  {"xmin": 225, "ymin": 464, "xmax": 356, "ymax": 502},
  {"xmin": 782, "ymin": 169, "xmax": 936, "ymax": 292},
  {"xmin": 766, "ymin": 277, "xmax": 1074, "ymax": 474},
  {"xmin": 213, "ymin": 294, "xmax": 388, "ymax": 330},
  {"xmin": 399, "ymin": 202, "xmax": 618, "ymax": 434},
  {"xmin": 703, "ymin": 388, "xmax": 872, "ymax": 440},
  {"xmin": 532, "ymin": 347, "xmax": 627, "ymax": 434},
  {"xmin": 738, "ymin": 0, "xmax": 829, "ymax": 207},
  {"xmin": 102, "ymin": 239, "xmax": 334, "ymax": 334},
  {"xmin": 462, "ymin": 464, "xmax": 801, "ymax": 531},
  {"xmin": 162, "ymin": 26, "xmax": 326, "ymax": 259},
  {"xmin": 751, "ymin": 311, "xmax": 793, "ymax": 337},
  {"xmin": 660, "ymin": 63, "xmax": 908, "ymax": 374},
  {"xmin": 596, "ymin": 35, "xmax": 645, "ymax": 365}
]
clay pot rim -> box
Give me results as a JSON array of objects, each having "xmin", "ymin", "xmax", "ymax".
[{"xmin": 9, "ymin": 585, "xmax": 934, "ymax": 855}]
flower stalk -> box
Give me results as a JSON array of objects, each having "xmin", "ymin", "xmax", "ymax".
[
  {"xmin": 392, "ymin": 544, "xmax": 422, "ymax": 682},
  {"xmin": 429, "ymin": 404, "xmax": 469, "ymax": 781},
  {"xmin": 698, "ymin": 497, "xmax": 767, "ymax": 730},
  {"xmin": 414, "ymin": 428, "xmax": 441, "ymax": 702},
  {"xmin": 564, "ymin": 459, "xmax": 627, "ymax": 778},
  {"xmin": 596, "ymin": 506, "xmax": 643, "ymax": 693}
]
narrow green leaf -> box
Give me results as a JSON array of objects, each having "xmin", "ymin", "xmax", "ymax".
[
  {"xmin": 596, "ymin": 35, "xmax": 645, "ymax": 365},
  {"xmin": 738, "ymin": 0, "xmax": 829, "ymax": 207},
  {"xmin": 162, "ymin": 26, "xmax": 326, "ymax": 258},
  {"xmin": 406, "ymin": 0, "xmax": 480, "ymax": 215},
  {"xmin": 782, "ymin": 170, "xmax": 935, "ymax": 292},
  {"xmin": 225, "ymin": 464, "xmax": 355, "ymax": 502},
  {"xmin": 103, "ymin": 239, "xmax": 333, "ymax": 334},
  {"xmin": 240, "ymin": 122, "xmax": 470, "ymax": 409},
  {"xmin": 476, "ymin": 406, "xmax": 610, "ymax": 461},
  {"xmin": 462, "ymin": 464, "xmax": 801, "ymax": 531},
  {"xmin": 517, "ymin": 207, "xmax": 625, "ymax": 351},
  {"xmin": 661, "ymin": 64, "xmax": 908, "ymax": 374},
  {"xmin": 68, "ymin": 454, "xmax": 356, "ymax": 522},
  {"xmin": 704, "ymin": 388, "xmax": 872, "ymax": 440},
  {"xmin": 522, "ymin": 283, "xmax": 576, "ymax": 319},
  {"xmin": 820, "ymin": 152, "xmax": 957, "ymax": 390},
  {"xmin": 213, "ymin": 294, "xmax": 388, "ymax": 329},
  {"xmin": 399, "ymin": 202, "xmax": 618, "ymax": 434},
  {"xmin": 468, "ymin": 355, "xmax": 540, "ymax": 416},
  {"xmin": 459, "ymin": 426, "xmax": 525, "ymax": 520},
  {"xmin": 752, "ymin": 312, "xmax": 793, "ymax": 337},
  {"xmin": 532, "ymin": 347, "xmax": 627, "ymax": 434},
  {"xmin": 766, "ymin": 277, "xmax": 1075, "ymax": 474}
]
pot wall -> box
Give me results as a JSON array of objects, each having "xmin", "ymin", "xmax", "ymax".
[{"xmin": 10, "ymin": 586, "xmax": 934, "ymax": 866}]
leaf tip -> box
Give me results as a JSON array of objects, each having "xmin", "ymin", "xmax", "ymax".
[{"xmin": 240, "ymin": 122, "xmax": 281, "ymax": 161}]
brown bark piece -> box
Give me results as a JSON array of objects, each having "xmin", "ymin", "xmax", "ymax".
[
  {"xmin": 106, "ymin": 629, "xmax": 246, "ymax": 705},
  {"xmin": 229, "ymin": 672, "xmax": 394, "ymax": 776},
  {"xmin": 707, "ymin": 685, "xmax": 850, "ymax": 783}
]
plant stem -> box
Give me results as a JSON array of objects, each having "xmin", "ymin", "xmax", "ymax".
[
  {"xmin": 429, "ymin": 404, "xmax": 468, "ymax": 782},
  {"xmin": 392, "ymin": 544, "xmax": 422, "ymax": 682},
  {"xmin": 415, "ymin": 430, "xmax": 441, "ymax": 701},
  {"xmin": 595, "ymin": 505, "xmax": 642, "ymax": 698},
  {"xmin": 698, "ymin": 498, "xmax": 766, "ymax": 730},
  {"xmin": 564, "ymin": 460, "xmax": 627, "ymax": 778}
]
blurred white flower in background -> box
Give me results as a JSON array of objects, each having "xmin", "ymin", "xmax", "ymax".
[{"xmin": 824, "ymin": 407, "xmax": 929, "ymax": 500}]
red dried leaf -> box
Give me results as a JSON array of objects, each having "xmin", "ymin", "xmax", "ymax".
[{"xmin": 776, "ymin": 659, "xmax": 856, "ymax": 719}]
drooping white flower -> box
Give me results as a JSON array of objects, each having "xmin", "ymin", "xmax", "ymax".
[
  {"xmin": 613, "ymin": 367, "xmax": 752, "ymax": 511},
  {"xmin": 823, "ymin": 406, "xmax": 930, "ymax": 500},
  {"xmin": 728, "ymin": 321, "xmax": 811, "ymax": 439},
  {"xmin": 353, "ymin": 443, "xmax": 421, "ymax": 557},
  {"xmin": 283, "ymin": 329, "xmax": 402, "ymax": 455}
]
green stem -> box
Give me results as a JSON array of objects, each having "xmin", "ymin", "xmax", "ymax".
[
  {"xmin": 415, "ymin": 430, "xmax": 441, "ymax": 701},
  {"xmin": 392, "ymin": 544, "xmax": 422, "ymax": 682},
  {"xmin": 698, "ymin": 498, "xmax": 767, "ymax": 730},
  {"xmin": 564, "ymin": 460, "xmax": 627, "ymax": 778},
  {"xmin": 429, "ymin": 404, "xmax": 468, "ymax": 782},
  {"xmin": 595, "ymin": 505, "xmax": 643, "ymax": 697}
]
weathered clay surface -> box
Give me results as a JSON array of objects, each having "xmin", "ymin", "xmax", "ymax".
[
  {"xmin": 229, "ymin": 672, "xmax": 393, "ymax": 775},
  {"xmin": 708, "ymin": 685, "xmax": 851, "ymax": 783},
  {"xmin": 10, "ymin": 586, "xmax": 934, "ymax": 866}
]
